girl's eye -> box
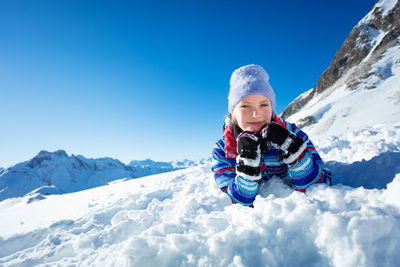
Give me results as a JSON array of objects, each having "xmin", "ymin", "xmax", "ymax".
[
  {"xmin": 261, "ymin": 104, "xmax": 269, "ymax": 107},
  {"xmin": 240, "ymin": 105, "xmax": 250, "ymax": 108}
]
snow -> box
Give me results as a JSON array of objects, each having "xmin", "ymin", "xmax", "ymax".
[
  {"xmin": 128, "ymin": 158, "xmax": 210, "ymax": 177},
  {"xmin": 356, "ymin": 24, "xmax": 383, "ymax": 52},
  {"xmin": 1, "ymin": 112, "xmax": 400, "ymax": 261},
  {"xmin": 0, "ymin": 172, "xmax": 399, "ymax": 266},
  {"xmin": 314, "ymin": 123, "xmax": 400, "ymax": 163},
  {"xmin": 287, "ymin": 44, "xmax": 400, "ymax": 138},
  {"xmin": 292, "ymin": 88, "xmax": 313, "ymax": 102},
  {"xmin": 1, "ymin": 1, "xmax": 400, "ymax": 265},
  {"xmin": 0, "ymin": 150, "xmax": 138, "ymax": 202},
  {"xmin": 376, "ymin": 0, "xmax": 398, "ymax": 16},
  {"xmin": 1, "ymin": 119, "xmax": 400, "ymax": 266},
  {"xmin": 0, "ymin": 150, "xmax": 204, "ymax": 202},
  {"xmin": 360, "ymin": 0, "xmax": 397, "ymax": 24},
  {"xmin": 286, "ymin": 0, "xmax": 400, "ymax": 140}
]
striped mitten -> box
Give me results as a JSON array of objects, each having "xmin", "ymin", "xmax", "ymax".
[
  {"xmin": 236, "ymin": 131, "xmax": 262, "ymax": 181},
  {"xmin": 260, "ymin": 122, "xmax": 307, "ymax": 164}
]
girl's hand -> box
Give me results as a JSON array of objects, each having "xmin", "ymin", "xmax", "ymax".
[
  {"xmin": 260, "ymin": 122, "xmax": 307, "ymax": 164},
  {"xmin": 236, "ymin": 131, "xmax": 262, "ymax": 181}
]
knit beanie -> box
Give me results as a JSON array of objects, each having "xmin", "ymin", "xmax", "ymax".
[{"xmin": 228, "ymin": 64, "xmax": 276, "ymax": 113}]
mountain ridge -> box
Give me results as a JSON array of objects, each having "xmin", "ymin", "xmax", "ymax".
[
  {"xmin": 282, "ymin": 0, "xmax": 400, "ymax": 125},
  {"xmin": 0, "ymin": 149, "xmax": 206, "ymax": 202}
]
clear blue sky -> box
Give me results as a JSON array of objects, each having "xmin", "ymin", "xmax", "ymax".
[{"xmin": 0, "ymin": 0, "xmax": 377, "ymax": 167}]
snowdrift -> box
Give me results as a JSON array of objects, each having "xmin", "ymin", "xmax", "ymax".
[
  {"xmin": 1, "ymin": 123, "xmax": 400, "ymax": 266},
  {"xmin": 2, "ymin": 0, "xmax": 400, "ymax": 263}
]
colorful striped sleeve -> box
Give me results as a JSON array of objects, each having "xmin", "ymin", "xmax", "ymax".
[
  {"xmin": 211, "ymin": 139, "xmax": 236, "ymax": 191},
  {"xmin": 211, "ymin": 138, "xmax": 258, "ymax": 206},
  {"xmin": 284, "ymin": 121, "xmax": 332, "ymax": 191}
]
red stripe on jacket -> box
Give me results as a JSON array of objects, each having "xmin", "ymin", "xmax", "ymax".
[{"xmin": 216, "ymin": 167, "xmax": 235, "ymax": 173}]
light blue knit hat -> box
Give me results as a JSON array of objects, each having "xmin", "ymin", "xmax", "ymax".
[{"xmin": 228, "ymin": 64, "xmax": 276, "ymax": 113}]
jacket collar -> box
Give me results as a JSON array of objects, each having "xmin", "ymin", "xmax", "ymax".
[
  {"xmin": 223, "ymin": 117, "xmax": 240, "ymax": 158},
  {"xmin": 223, "ymin": 113, "xmax": 287, "ymax": 158}
]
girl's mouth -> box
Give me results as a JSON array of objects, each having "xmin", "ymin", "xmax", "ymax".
[{"xmin": 248, "ymin": 121, "xmax": 263, "ymax": 125}]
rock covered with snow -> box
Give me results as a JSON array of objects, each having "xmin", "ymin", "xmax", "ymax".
[
  {"xmin": 282, "ymin": 0, "xmax": 400, "ymax": 135},
  {"xmin": 0, "ymin": 150, "xmax": 135, "ymax": 202}
]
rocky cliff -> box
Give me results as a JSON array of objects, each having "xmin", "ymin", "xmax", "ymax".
[{"xmin": 282, "ymin": 0, "xmax": 400, "ymax": 124}]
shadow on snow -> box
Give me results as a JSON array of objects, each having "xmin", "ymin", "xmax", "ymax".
[{"xmin": 326, "ymin": 151, "xmax": 400, "ymax": 189}]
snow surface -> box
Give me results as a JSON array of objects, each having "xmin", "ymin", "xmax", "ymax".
[
  {"xmin": 1, "ymin": 120, "xmax": 400, "ymax": 266},
  {"xmin": 1, "ymin": 1, "xmax": 400, "ymax": 265},
  {"xmin": 376, "ymin": 0, "xmax": 398, "ymax": 16},
  {"xmin": 314, "ymin": 123, "xmax": 400, "ymax": 163},
  {"xmin": 287, "ymin": 0, "xmax": 400, "ymax": 139},
  {"xmin": 360, "ymin": 0, "xmax": 397, "ymax": 24},
  {"xmin": 287, "ymin": 44, "xmax": 400, "ymax": 138},
  {"xmin": 128, "ymin": 158, "xmax": 210, "ymax": 177}
]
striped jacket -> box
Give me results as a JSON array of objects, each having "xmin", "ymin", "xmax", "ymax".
[{"xmin": 211, "ymin": 114, "xmax": 332, "ymax": 206}]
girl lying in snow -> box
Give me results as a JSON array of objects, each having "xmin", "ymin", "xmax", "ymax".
[{"xmin": 212, "ymin": 64, "xmax": 331, "ymax": 207}]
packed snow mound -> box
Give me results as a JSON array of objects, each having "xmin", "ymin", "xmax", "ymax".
[{"xmin": 1, "ymin": 162, "xmax": 400, "ymax": 266}]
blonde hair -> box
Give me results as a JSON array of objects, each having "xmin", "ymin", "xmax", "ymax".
[{"xmin": 227, "ymin": 113, "xmax": 238, "ymax": 125}]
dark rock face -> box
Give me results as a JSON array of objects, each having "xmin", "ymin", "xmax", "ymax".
[
  {"xmin": 281, "ymin": 90, "xmax": 316, "ymax": 119},
  {"xmin": 28, "ymin": 152, "xmax": 54, "ymax": 169},
  {"xmin": 315, "ymin": 26, "xmax": 371, "ymax": 93},
  {"xmin": 296, "ymin": 116, "xmax": 317, "ymax": 129},
  {"xmin": 282, "ymin": 0, "xmax": 400, "ymax": 120}
]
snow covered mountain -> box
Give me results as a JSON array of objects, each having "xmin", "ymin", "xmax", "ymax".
[
  {"xmin": 282, "ymin": 0, "xmax": 400, "ymax": 138},
  {"xmin": 128, "ymin": 158, "xmax": 210, "ymax": 177},
  {"xmin": 0, "ymin": 150, "xmax": 203, "ymax": 202}
]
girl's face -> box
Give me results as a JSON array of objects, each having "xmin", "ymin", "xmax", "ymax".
[{"xmin": 232, "ymin": 94, "xmax": 272, "ymax": 133}]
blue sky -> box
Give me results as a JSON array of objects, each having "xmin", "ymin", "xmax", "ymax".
[{"xmin": 0, "ymin": 0, "xmax": 377, "ymax": 167}]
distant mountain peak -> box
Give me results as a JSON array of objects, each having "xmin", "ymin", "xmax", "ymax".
[
  {"xmin": 27, "ymin": 149, "xmax": 69, "ymax": 169},
  {"xmin": 0, "ymin": 150, "xmax": 206, "ymax": 202},
  {"xmin": 37, "ymin": 149, "xmax": 68, "ymax": 156}
]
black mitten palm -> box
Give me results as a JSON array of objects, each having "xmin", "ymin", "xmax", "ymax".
[
  {"xmin": 236, "ymin": 131, "xmax": 262, "ymax": 181},
  {"xmin": 260, "ymin": 122, "xmax": 307, "ymax": 164}
]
